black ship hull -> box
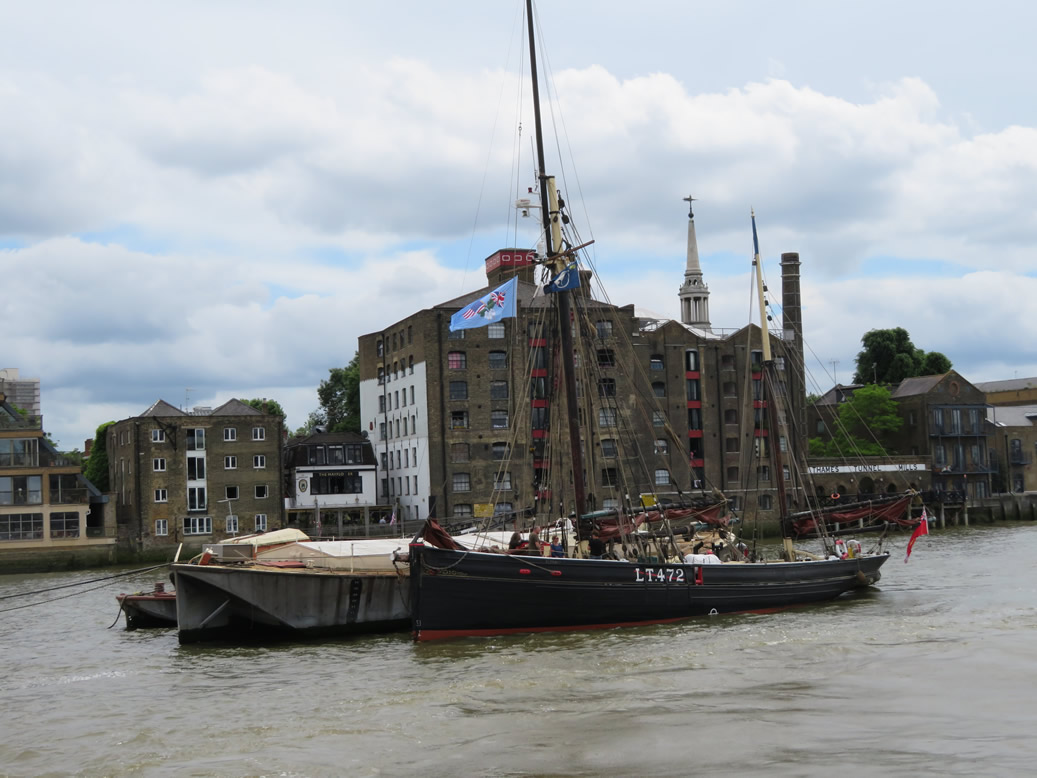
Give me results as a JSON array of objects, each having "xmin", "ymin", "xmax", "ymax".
[{"xmin": 409, "ymin": 544, "xmax": 888, "ymax": 641}]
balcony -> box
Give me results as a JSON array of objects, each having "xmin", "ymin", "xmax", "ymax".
[{"xmin": 51, "ymin": 488, "xmax": 89, "ymax": 505}]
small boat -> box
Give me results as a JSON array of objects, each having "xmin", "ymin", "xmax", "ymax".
[
  {"xmin": 116, "ymin": 582, "xmax": 177, "ymax": 629},
  {"xmin": 407, "ymin": 1, "xmax": 897, "ymax": 641}
]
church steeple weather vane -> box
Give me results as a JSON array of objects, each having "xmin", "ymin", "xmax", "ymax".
[
  {"xmin": 683, "ymin": 195, "xmax": 696, "ymax": 218},
  {"xmin": 678, "ymin": 194, "xmax": 711, "ymax": 331}
]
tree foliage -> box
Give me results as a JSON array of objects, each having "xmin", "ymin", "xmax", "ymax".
[
  {"xmin": 317, "ymin": 352, "xmax": 361, "ymax": 434},
  {"xmin": 809, "ymin": 384, "xmax": 902, "ymax": 458},
  {"xmin": 242, "ymin": 398, "xmax": 286, "ymax": 418},
  {"xmin": 293, "ymin": 410, "xmax": 327, "ymax": 438},
  {"xmin": 852, "ymin": 327, "xmax": 951, "ymax": 384},
  {"xmin": 84, "ymin": 421, "xmax": 115, "ymax": 491}
]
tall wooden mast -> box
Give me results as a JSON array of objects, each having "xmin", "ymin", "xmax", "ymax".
[
  {"xmin": 526, "ymin": 0, "xmax": 587, "ymax": 525},
  {"xmin": 752, "ymin": 211, "xmax": 791, "ymax": 544}
]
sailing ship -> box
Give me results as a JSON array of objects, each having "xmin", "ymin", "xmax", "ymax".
[{"xmin": 406, "ymin": 0, "xmax": 896, "ymax": 641}]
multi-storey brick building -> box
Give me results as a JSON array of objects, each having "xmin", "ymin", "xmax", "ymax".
[
  {"xmin": 0, "ymin": 391, "xmax": 113, "ymax": 567},
  {"xmin": 107, "ymin": 399, "xmax": 284, "ymax": 548},
  {"xmin": 809, "ymin": 370, "xmax": 994, "ymax": 500},
  {"xmin": 357, "ymin": 204, "xmax": 807, "ymax": 525},
  {"xmin": 987, "ymin": 405, "xmax": 1037, "ymax": 493}
]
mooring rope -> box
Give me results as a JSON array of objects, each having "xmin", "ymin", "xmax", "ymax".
[{"xmin": 0, "ymin": 563, "xmax": 169, "ymax": 601}]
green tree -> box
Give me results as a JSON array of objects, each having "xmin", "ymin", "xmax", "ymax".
[
  {"xmin": 84, "ymin": 421, "xmax": 115, "ymax": 491},
  {"xmin": 852, "ymin": 327, "xmax": 952, "ymax": 384},
  {"xmin": 242, "ymin": 398, "xmax": 286, "ymax": 419},
  {"xmin": 293, "ymin": 410, "xmax": 327, "ymax": 437},
  {"xmin": 317, "ymin": 353, "xmax": 361, "ymax": 434},
  {"xmin": 809, "ymin": 384, "xmax": 902, "ymax": 457}
]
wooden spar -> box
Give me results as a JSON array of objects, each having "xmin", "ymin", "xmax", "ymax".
[
  {"xmin": 752, "ymin": 211, "xmax": 792, "ymax": 546},
  {"xmin": 526, "ymin": 0, "xmax": 587, "ymax": 527}
]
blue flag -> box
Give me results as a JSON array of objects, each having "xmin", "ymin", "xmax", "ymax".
[
  {"xmin": 544, "ymin": 261, "xmax": 580, "ymax": 293},
  {"xmin": 449, "ymin": 276, "xmax": 518, "ymax": 332}
]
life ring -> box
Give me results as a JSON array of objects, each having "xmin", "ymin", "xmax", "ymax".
[{"xmin": 830, "ymin": 492, "xmax": 840, "ymax": 500}]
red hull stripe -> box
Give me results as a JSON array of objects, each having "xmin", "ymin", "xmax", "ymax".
[{"xmin": 416, "ymin": 606, "xmax": 792, "ymax": 641}]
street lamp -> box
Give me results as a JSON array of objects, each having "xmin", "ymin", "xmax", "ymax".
[{"xmin": 217, "ymin": 497, "xmax": 237, "ymax": 536}]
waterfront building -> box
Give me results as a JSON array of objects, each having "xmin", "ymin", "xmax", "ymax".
[
  {"xmin": 986, "ymin": 405, "xmax": 1037, "ymax": 493},
  {"xmin": 106, "ymin": 399, "xmax": 285, "ymax": 549},
  {"xmin": 0, "ymin": 391, "xmax": 113, "ymax": 568},
  {"xmin": 976, "ymin": 377, "xmax": 1037, "ymax": 407},
  {"xmin": 809, "ymin": 371, "xmax": 994, "ymax": 500},
  {"xmin": 357, "ymin": 205, "xmax": 807, "ymax": 525},
  {"xmin": 284, "ymin": 429, "xmax": 387, "ymax": 534}
]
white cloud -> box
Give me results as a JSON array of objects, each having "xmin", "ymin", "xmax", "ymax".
[{"xmin": 3, "ymin": 3, "xmax": 1036, "ymax": 449}]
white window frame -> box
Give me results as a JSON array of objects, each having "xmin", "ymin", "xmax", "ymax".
[
  {"xmin": 155, "ymin": 519, "xmax": 168, "ymax": 536},
  {"xmin": 225, "ymin": 456, "xmax": 237, "ymax": 470},
  {"xmin": 154, "ymin": 488, "xmax": 168, "ymax": 503},
  {"xmin": 255, "ymin": 485, "xmax": 269, "ymax": 499},
  {"xmin": 151, "ymin": 429, "xmax": 165, "ymax": 443},
  {"xmin": 255, "ymin": 514, "xmax": 267, "ymax": 532},
  {"xmin": 253, "ymin": 454, "xmax": 266, "ymax": 469},
  {"xmin": 225, "ymin": 514, "xmax": 239, "ymax": 535},
  {"xmin": 153, "ymin": 458, "xmax": 166, "ymax": 472},
  {"xmin": 252, "ymin": 426, "xmax": 266, "ymax": 441},
  {"xmin": 224, "ymin": 427, "xmax": 237, "ymax": 442},
  {"xmin": 183, "ymin": 516, "xmax": 212, "ymax": 535},
  {"xmin": 188, "ymin": 486, "xmax": 207, "ymax": 512}
]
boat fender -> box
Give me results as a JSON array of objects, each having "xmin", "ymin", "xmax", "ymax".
[
  {"xmin": 694, "ymin": 567, "xmax": 704, "ymax": 586},
  {"xmin": 830, "ymin": 493, "xmax": 840, "ymax": 500},
  {"xmin": 198, "ymin": 551, "xmax": 213, "ymax": 566}
]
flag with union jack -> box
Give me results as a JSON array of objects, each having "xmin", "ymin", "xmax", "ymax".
[{"xmin": 449, "ymin": 276, "xmax": 518, "ymax": 332}]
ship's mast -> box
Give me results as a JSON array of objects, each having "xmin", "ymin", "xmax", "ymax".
[
  {"xmin": 752, "ymin": 211, "xmax": 792, "ymax": 546},
  {"xmin": 526, "ymin": 0, "xmax": 587, "ymax": 527}
]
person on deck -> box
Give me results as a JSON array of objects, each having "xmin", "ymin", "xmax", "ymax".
[
  {"xmin": 508, "ymin": 532, "xmax": 523, "ymax": 551},
  {"xmin": 587, "ymin": 530, "xmax": 605, "ymax": 559},
  {"xmin": 550, "ymin": 535, "xmax": 564, "ymax": 557},
  {"xmin": 524, "ymin": 528, "xmax": 541, "ymax": 555}
]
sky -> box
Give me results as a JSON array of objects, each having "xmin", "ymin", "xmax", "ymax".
[{"xmin": 2, "ymin": 0, "xmax": 1036, "ymax": 451}]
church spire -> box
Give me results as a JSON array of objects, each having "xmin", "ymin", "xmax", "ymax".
[{"xmin": 678, "ymin": 195, "xmax": 711, "ymax": 330}]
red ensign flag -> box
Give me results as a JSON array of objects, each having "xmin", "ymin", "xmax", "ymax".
[{"xmin": 904, "ymin": 508, "xmax": 930, "ymax": 563}]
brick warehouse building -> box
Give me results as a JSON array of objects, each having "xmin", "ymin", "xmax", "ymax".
[
  {"xmin": 107, "ymin": 399, "xmax": 285, "ymax": 548},
  {"xmin": 357, "ymin": 205, "xmax": 808, "ymax": 525}
]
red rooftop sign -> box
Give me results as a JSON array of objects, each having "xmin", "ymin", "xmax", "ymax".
[{"xmin": 485, "ymin": 249, "xmax": 537, "ymax": 273}]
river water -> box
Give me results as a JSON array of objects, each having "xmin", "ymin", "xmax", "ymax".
[{"xmin": 2, "ymin": 523, "xmax": 1036, "ymax": 777}]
